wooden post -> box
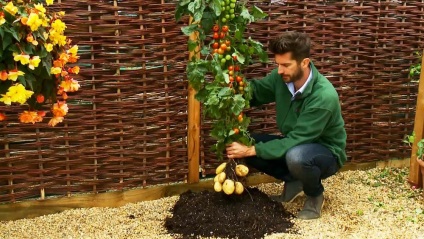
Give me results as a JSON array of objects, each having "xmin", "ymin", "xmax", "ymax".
[
  {"xmin": 187, "ymin": 17, "xmax": 200, "ymax": 183},
  {"xmin": 409, "ymin": 51, "xmax": 424, "ymax": 187}
]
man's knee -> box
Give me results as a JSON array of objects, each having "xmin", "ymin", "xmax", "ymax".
[{"xmin": 285, "ymin": 147, "xmax": 306, "ymax": 173}]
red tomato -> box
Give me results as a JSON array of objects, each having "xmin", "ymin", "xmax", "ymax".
[
  {"xmin": 213, "ymin": 25, "xmax": 219, "ymax": 32},
  {"xmin": 222, "ymin": 25, "xmax": 229, "ymax": 32},
  {"xmin": 212, "ymin": 42, "xmax": 219, "ymax": 49},
  {"xmin": 213, "ymin": 32, "xmax": 219, "ymax": 39}
]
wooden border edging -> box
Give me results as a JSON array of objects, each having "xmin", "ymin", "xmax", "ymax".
[{"xmin": 0, "ymin": 158, "xmax": 410, "ymax": 221}]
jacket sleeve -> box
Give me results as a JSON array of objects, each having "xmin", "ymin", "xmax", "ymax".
[
  {"xmin": 249, "ymin": 69, "xmax": 278, "ymax": 107},
  {"xmin": 254, "ymin": 107, "xmax": 333, "ymax": 159}
]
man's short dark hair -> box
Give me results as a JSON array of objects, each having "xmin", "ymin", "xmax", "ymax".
[{"xmin": 269, "ymin": 31, "xmax": 311, "ymax": 62}]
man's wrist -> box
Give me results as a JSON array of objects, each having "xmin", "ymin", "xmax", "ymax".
[{"xmin": 248, "ymin": 146, "xmax": 256, "ymax": 157}]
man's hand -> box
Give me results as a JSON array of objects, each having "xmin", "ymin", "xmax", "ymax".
[{"xmin": 226, "ymin": 142, "xmax": 256, "ymax": 159}]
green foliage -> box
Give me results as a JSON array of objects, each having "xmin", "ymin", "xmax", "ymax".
[
  {"xmin": 176, "ymin": 0, "xmax": 268, "ymax": 159},
  {"xmin": 409, "ymin": 51, "xmax": 422, "ymax": 82}
]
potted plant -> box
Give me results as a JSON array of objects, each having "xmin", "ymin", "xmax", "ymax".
[{"xmin": 0, "ymin": 0, "xmax": 79, "ymax": 126}]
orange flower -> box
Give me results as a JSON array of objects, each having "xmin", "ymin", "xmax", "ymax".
[
  {"xmin": 0, "ymin": 113, "xmax": 6, "ymax": 121},
  {"xmin": 52, "ymin": 102, "xmax": 68, "ymax": 117},
  {"xmin": 0, "ymin": 70, "xmax": 8, "ymax": 81},
  {"xmin": 19, "ymin": 111, "xmax": 38, "ymax": 124},
  {"xmin": 68, "ymin": 66, "xmax": 80, "ymax": 74},
  {"xmin": 48, "ymin": 116, "xmax": 64, "ymax": 126},
  {"xmin": 60, "ymin": 78, "xmax": 80, "ymax": 92},
  {"xmin": 68, "ymin": 55, "xmax": 79, "ymax": 63}
]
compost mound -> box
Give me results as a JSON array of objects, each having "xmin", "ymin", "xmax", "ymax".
[{"xmin": 165, "ymin": 187, "xmax": 296, "ymax": 239}]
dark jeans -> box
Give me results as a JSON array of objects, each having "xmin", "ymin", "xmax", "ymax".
[{"xmin": 245, "ymin": 134, "xmax": 340, "ymax": 197}]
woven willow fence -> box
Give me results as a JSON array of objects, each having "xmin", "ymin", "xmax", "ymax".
[{"xmin": 0, "ymin": 0, "xmax": 423, "ymax": 204}]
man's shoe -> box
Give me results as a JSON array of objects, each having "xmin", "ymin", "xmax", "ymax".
[
  {"xmin": 297, "ymin": 193, "xmax": 325, "ymax": 220},
  {"xmin": 270, "ymin": 180, "xmax": 303, "ymax": 203}
]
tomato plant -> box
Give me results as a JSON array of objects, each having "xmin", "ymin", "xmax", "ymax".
[{"xmin": 176, "ymin": 0, "xmax": 268, "ymax": 159}]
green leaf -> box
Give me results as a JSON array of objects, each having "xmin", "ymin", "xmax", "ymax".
[
  {"xmin": 210, "ymin": 0, "xmax": 222, "ymax": 16},
  {"xmin": 2, "ymin": 33, "xmax": 12, "ymax": 51},
  {"xmin": 232, "ymin": 50, "xmax": 245, "ymax": 64},
  {"xmin": 5, "ymin": 27, "xmax": 20, "ymax": 41},
  {"xmin": 231, "ymin": 94, "xmax": 245, "ymax": 115},
  {"xmin": 200, "ymin": 10, "xmax": 216, "ymax": 35},
  {"xmin": 188, "ymin": 39, "xmax": 198, "ymax": 51},
  {"xmin": 181, "ymin": 24, "xmax": 199, "ymax": 36},
  {"xmin": 195, "ymin": 87, "xmax": 209, "ymax": 103},
  {"xmin": 194, "ymin": 4, "xmax": 206, "ymax": 22},
  {"xmin": 200, "ymin": 46, "xmax": 209, "ymax": 55},
  {"xmin": 0, "ymin": 28, "xmax": 4, "ymax": 38},
  {"xmin": 218, "ymin": 87, "xmax": 231, "ymax": 97},
  {"xmin": 240, "ymin": 6, "xmax": 254, "ymax": 24},
  {"xmin": 251, "ymin": 5, "xmax": 268, "ymax": 20},
  {"xmin": 175, "ymin": 4, "xmax": 186, "ymax": 21},
  {"xmin": 179, "ymin": 0, "xmax": 191, "ymax": 6}
]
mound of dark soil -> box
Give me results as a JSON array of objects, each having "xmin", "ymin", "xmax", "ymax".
[{"xmin": 165, "ymin": 187, "xmax": 296, "ymax": 239}]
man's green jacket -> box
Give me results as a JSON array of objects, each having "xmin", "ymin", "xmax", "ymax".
[{"xmin": 250, "ymin": 63, "xmax": 347, "ymax": 167}]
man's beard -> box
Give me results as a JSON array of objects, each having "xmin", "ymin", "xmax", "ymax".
[{"xmin": 281, "ymin": 66, "xmax": 303, "ymax": 83}]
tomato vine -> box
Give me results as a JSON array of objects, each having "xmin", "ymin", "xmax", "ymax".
[{"xmin": 176, "ymin": 0, "xmax": 268, "ymax": 159}]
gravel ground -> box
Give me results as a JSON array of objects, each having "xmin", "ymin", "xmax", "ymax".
[{"xmin": 1, "ymin": 167, "xmax": 424, "ymax": 239}]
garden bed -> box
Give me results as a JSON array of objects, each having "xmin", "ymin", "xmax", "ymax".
[{"xmin": 1, "ymin": 167, "xmax": 423, "ymax": 239}]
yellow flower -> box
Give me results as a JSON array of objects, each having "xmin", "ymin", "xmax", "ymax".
[
  {"xmin": 45, "ymin": 43, "xmax": 53, "ymax": 52},
  {"xmin": 7, "ymin": 70, "xmax": 25, "ymax": 81},
  {"xmin": 27, "ymin": 13, "xmax": 43, "ymax": 31},
  {"xmin": 4, "ymin": 2, "xmax": 18, "ymax": 16},
  {"xmin": 46, "ymin": 0, "xmax": 54, "ymax": 6},
  {"xmin": 0, "ymin": 95, "xmax": 12, "ymax": 105},
  {"xmin": 48, "ymin": 116, "xmax": 64, "ymax": 127},
  {"xmin": 51, "ymin": 19, "xmax": 66, "ymax": 33},
  {"xmin": 29, "ymin": 56, "xmax": 41, "ymax": 70},
  {"xmin": 4, "ymin": 84, "xmax": 33, "ymax": 105},
  {"xmin": 0, "ymin": 13, "xmax": 5, "ymax": 25},
  {"xmin": 51, "ymin": 67, "xmax": 62, "ymax": 74},
  {"xmin": 34, "ymin": 3, "xmax": 46, "ymax": 13},
  {"xmin": 60, "ymin": 79, "xmax": 80, "ymax": 92},
  {"xmin": 13, "ymin": 53, "xmax": 30, "ymax": 65},
  {"xmin": 68, "ymin": 45, "xmax": 79, "ymax": 56}
]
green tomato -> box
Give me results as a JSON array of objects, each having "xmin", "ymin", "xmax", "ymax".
[
  {"xmin": 230, "ymin": 14, "xmax": 235, "ymax": 19},
  {"xmin": 222, "ymin": 17, "xmax": 227, "ymax": 23},
  {"xmin": 221, "ymin": 1, "xmax": 226, "ymax": 6},
  {"xmin": 231, "ymin": 0, "xmax": 236, "ymax": 2},
  {"xmin": 225, "ymin": 14, "xmax": 230, "ymax": 19},
  {"xmin": 218, "ymin": 54, "xmax": 224, "ymax": 59},
  {"xmin": 225, "ymin": 55, "xmax": 232, "ymax": 61},
  {"xmin": 230, "ymin": 3, "xmax": 235, "ymax": 8},
  {"xmin": 225, "ymin": 0, "xmax": 230, "ymax": 4},
  {"xmin": 230, "ymin": 9, "xmax": 235, "ymax": 14},
  {"xmin": 221, "ymin": 58, "xmax": 227, "ymax": 64}
]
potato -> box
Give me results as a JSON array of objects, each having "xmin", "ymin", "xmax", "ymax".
[
  {"xmin": 214, "ymin": 174, "xmax": 219, "ymax": 183},
  {"xmin": 217, "ymin": 172, "xmax": 226, "ymax": 183},
  {"xmin": 216, "ymin": 162, "xmax": 227, "ymax": 174},
  {"xmin": 234, "ymin": 181, "xmax": 244, "ymax": 194},
  {"xmin": 235, "ymin": 164, "xmax": 249, "ymax": 177},
  {"xmin": 222, "ymin": 179, "xmax": 235, "ymax": 195},
  {"xmin": 214, "ymin": 181, "xmax": 222, "ymax": 192}
]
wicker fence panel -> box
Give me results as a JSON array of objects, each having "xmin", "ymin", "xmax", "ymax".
[
  {"xmin": 200, "ymin": 0, "xmax": 423, "ymax": 175},
  {"xmin": 0, "ymin": 0, "xmax": 423, "ymax": 203},
  {"xmin": 0, "ymin": 0, "xmax": 189, "ymax": 203}
]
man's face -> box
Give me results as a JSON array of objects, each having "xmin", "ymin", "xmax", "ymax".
[{"xmin": 275, "ymin": 53, "xmax": 305, "ymax": 83}]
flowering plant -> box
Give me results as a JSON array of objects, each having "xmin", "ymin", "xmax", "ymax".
[{"xmin": 0, "ymin": 0, "xmax": 79, "ymax": 126}]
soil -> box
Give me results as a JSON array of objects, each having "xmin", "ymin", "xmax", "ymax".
[{"xmin": 164, "ymin": 187, "xmax": 297, "ymax": 239}]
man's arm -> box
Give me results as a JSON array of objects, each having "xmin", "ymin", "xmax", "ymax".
[{"xmin": 249, "ymin": 69, "xmax": 279, "ymax": 107}]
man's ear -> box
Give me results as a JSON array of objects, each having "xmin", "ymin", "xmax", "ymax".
[{"xmin": 302, "ymin": 58, "xmax": 310, "ymax": 68}]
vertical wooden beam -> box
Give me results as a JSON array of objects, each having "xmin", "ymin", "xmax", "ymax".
[
  {"xmin": 187, "ymin": 17, "xmax": 200, "ymax": 183},
  {"xmin": 409, "ymin": 51, "xmax": 424, "ymax": 187}
]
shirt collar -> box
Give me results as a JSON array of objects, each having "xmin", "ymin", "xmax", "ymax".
[{"xmin": 286, "ymin": 66, "xmax": 313, "ymax": 101}]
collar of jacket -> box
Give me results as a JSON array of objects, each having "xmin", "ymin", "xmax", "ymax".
[{"xmin": 295, "ymin": 61, "xmax": 319, "ymax": 100}]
